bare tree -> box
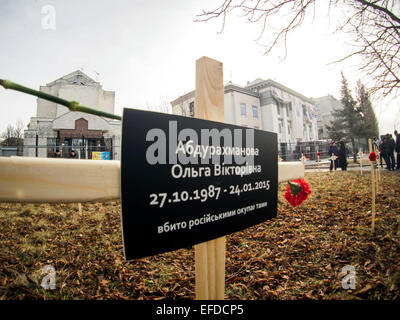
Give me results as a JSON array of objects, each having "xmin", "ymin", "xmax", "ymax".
[
  {"xmin": 336, "ymin": 0, "xmax": 400, "ymax": 96},
  {"xmin": 196, "ymin": 0, "xmax": 400, "ymax": 97},
  {"xmin": 1, "ymin": 124, "xmax": 15, "ymax": 142},
  {"xmin": 157, "ymin": 96, "xmax": 172, "ymax": 114},
  {"xmin": 14, "ymin": 120, "xmax": 24, "ymax": 139},
  {"xmin": 0, "ymin": 121, "xmax": 25, "ymax": 146}
]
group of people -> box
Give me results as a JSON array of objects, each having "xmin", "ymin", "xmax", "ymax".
[
  {"xmin": 327, "ymin": 132, "xmax": 400, "ymax": 172},
  {"xmin": 54, "ymin": 149, "xmax": 78, "ymax": 158},
  {"xmin": 328, "ymin": 141, "xmax": 347, "ymax": 171},
  {"xmin": 375, "ymin": 132, "xmax": 400, "ymax": 171}
]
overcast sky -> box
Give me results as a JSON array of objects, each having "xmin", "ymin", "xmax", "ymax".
[{"xmin": 1, "ymin": 0, "xmax": 399, "ymax": 136}]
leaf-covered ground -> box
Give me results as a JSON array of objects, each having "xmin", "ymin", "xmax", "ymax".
[{"xmin": 0, "ymin": 170, "xmax": 399, "ymax": 300}]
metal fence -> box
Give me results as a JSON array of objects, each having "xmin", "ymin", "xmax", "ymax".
[
  {"xmin": 278, "ymin": 140, "xmax": 369, "ymax": 161},
  {"xmin": 0, "ymin": 145, "xmax": 120, "ymax": 160},
  {"xmin": 1, "ymin": 139, "xmax": 368, "ymax": 162},
  {"xmin": 0, "ymin": 146, "xmax": 23, "ymax": 157}
]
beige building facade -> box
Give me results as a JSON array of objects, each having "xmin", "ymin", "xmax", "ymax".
[
  {"xmin": 312, "ymin": 95, "xmax": 343, "ymax": 140},
  {"xmin": 24, "ymin": 70, "xmax": 121, "ymax": 159},
  {"xmin": 171, "ymin": 78, "xmax": 318, "ymax": 158}
]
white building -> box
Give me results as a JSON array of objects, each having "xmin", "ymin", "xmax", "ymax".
[
  {"xmin": 23, "ymin": 70, "xmax": 121, "ymax": 159},
  {"xmin": 312, "ymin": 95, "xmax": 343, "ymax": 140},
  {"xmin": 171, "ymin": 78, "xmax": 318, "ymax": 159}
]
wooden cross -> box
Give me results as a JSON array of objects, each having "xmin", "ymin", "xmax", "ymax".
[
  {"xmin": 359, "ymin": 150, "xmax": 363, "ymax": 175},
  {"xmin": 373, "ymin": 144, "xmax": 380, "ymax": 193},
  {"xmin": 330, "ymin": 155, "xmax": 337, "ymax": 171},
  {"xmin": 0, "ymin": 56, "xmax": 305, "ymax": 300},
  {"xmin": 299, "ymin": 154, "xmax": 306, "ymax": 172},
  {"xmin": 193, "ymin": 57, "xmax": 226, "ymax": 300},
  {"xmin": 368, "ymin": 139, "xmax": 376, "ymax": 234},
  {"xmin": 0, "ymin": 156, "xmax": 304, "ymax": 203}
]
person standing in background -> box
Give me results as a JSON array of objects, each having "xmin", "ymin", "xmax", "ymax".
[
  {"xmin": 389, "ymin": 134, "xmax": 396, "ymax": 171},
  {"xmin": 329, "ymin": 141, "xmax": 339, "ymax": 171},
  {"xmin": 70, "ymin": 150, "xmax": 78, "ymax": 159},
  {"xmin": 383, "ymin": 134, "xmax": 395, "ymax": 171},
  {"xmin": 395, "ymin": 130, "xmax": 400, "ymax": 170},
  {"xmin": 378, "ymin": 139, "xmax": 385, "ymax": 168},
  {"xmin": 338, "ymin": 141, "xmax": 347, "ymax": 171}
]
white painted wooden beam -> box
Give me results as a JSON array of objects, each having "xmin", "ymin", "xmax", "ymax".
[
  {"xmin": 278, "ymin": 161, "xmax": 305, "ymax": 183},
  {"xmin": 0, "ymin": 157, "xmax": 304, "ymax": 203},
  {"xmin": 0, "ymin": 157, "xmax": 120, "ymax": 203}
]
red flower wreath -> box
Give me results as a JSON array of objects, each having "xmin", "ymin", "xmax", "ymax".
[
  {"xmin": 317, "ymin": 152, "xmax": 321, "ymax": 157},
  {"xmin": 284, "ymin": 178, "xmax": 312, "ymax": 207},
  {"xmin": 368, "ymin": 152, "xmax": 377, "ymax": 162}
]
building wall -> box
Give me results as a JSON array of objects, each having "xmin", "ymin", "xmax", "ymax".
[
  {"xmin": 24, "ymin": 71, "xmax": 121, "ymax": 159},
  {"xmin": 227, "ymin": 90, "xmax": 261, "ymax": 128},
  {"xmin": 246, "ymin": 80, "xmax": 318, "ymax": 145},
  {"xmin": 171, "ymin": 85, "xmax": 261, "ymax": 129},
  {"xmin": 313, "ymin": 95, "xmax": 342, "ymax": 140},
  {"xmin": 37, "ymin": 85, "xmax": 59, "ymax": 118},
  {"xmin": 37, "ymin": 71, "xmax": 115, "ymax": 119},
  {"xmin": 170, "ymin": 88, "xmax": 196, "ymax": 118},
  {"xmin": 171, "ymin": 79, "xmax": 319, "ymax": 149}
]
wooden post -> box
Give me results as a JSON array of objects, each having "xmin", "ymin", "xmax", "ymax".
[
  {"xmin": 368, "ymin": 139, "xmax": 376, "ymax": 234},
  {"xmin": 359, "ymin": 150, "xmax": 363, "ymax": 175},
  {"xmin": 373, "ymin": 144, "xmax": 380, "ymax": 193},
  {"xmin": 194, "ymin": 56, "xmax": 226, "ymax": 300},
  {"xmin": 330, "ymin": 155, "xmax": 336, "ymax": 171}
]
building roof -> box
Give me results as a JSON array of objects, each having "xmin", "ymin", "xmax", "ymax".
[
  {"xmin": 46, "ymin": 70, "xmax": 99, "ymax": 87},
  {"xmin": 224, "ymin": 82, "xmax": 259, "ymax": 97},
  {"xmin": 245, "ymin": 78, "xmax": 314, "ymax": 104},
  {"xmin": 171, "ymin": 78, "xmax": 316, "ymax": 106},
  {"xmin": 170, "ymin": 91, "xmax": 195, "ymax": 107}
]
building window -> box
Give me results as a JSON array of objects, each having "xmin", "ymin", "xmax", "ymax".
[
  {"xmin": 189, "ymin": 101, "xmax": 195, "ymax": 117},
  {"xmin": 285, "ymin": 105, "xmax": 289, "ymax": 117},
  {"xmin": 73, "ymin": 74, "xmax": 85, "ymax": 86},
  {"xmin": 252, "ymin": 105, "xmax": 258, "ymax": 118},
  {"xmin": 47, "ymin": 138, "xmax": 57, "ymax": 158},
  {"xmin": 287, "ymin": 124, "xmax": 291, "ymax": 135},
  {"xmin": 278, "ymin": 120, "xmax": 283, "ymax": 134},
  {"xmin": 276, "ymin": 104, "xmax": 281, "ymax": 115},
  {"xmin": 47, "ymin": 138, "xmax": 57, "ymax": 146},
  {"xmin": 240, "ymin": 103, "xmax": 246, "ymax": 116}
]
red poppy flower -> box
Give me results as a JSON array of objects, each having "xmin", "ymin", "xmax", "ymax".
[
  {"xmin": 368, "ymin": 152, "xmax": 377, "ymax": 162},
  {"xmin": 317, "ymin": 152, "xmax": 321, "ymax": 156},
  {"xmin": 284, "ymin": 179, "xmax": 312, "ymax": 207}
]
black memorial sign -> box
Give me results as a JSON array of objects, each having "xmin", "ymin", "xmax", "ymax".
[{"xmin": 121, "ymin": 108, "xmax": 278, "ymax": 259}]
